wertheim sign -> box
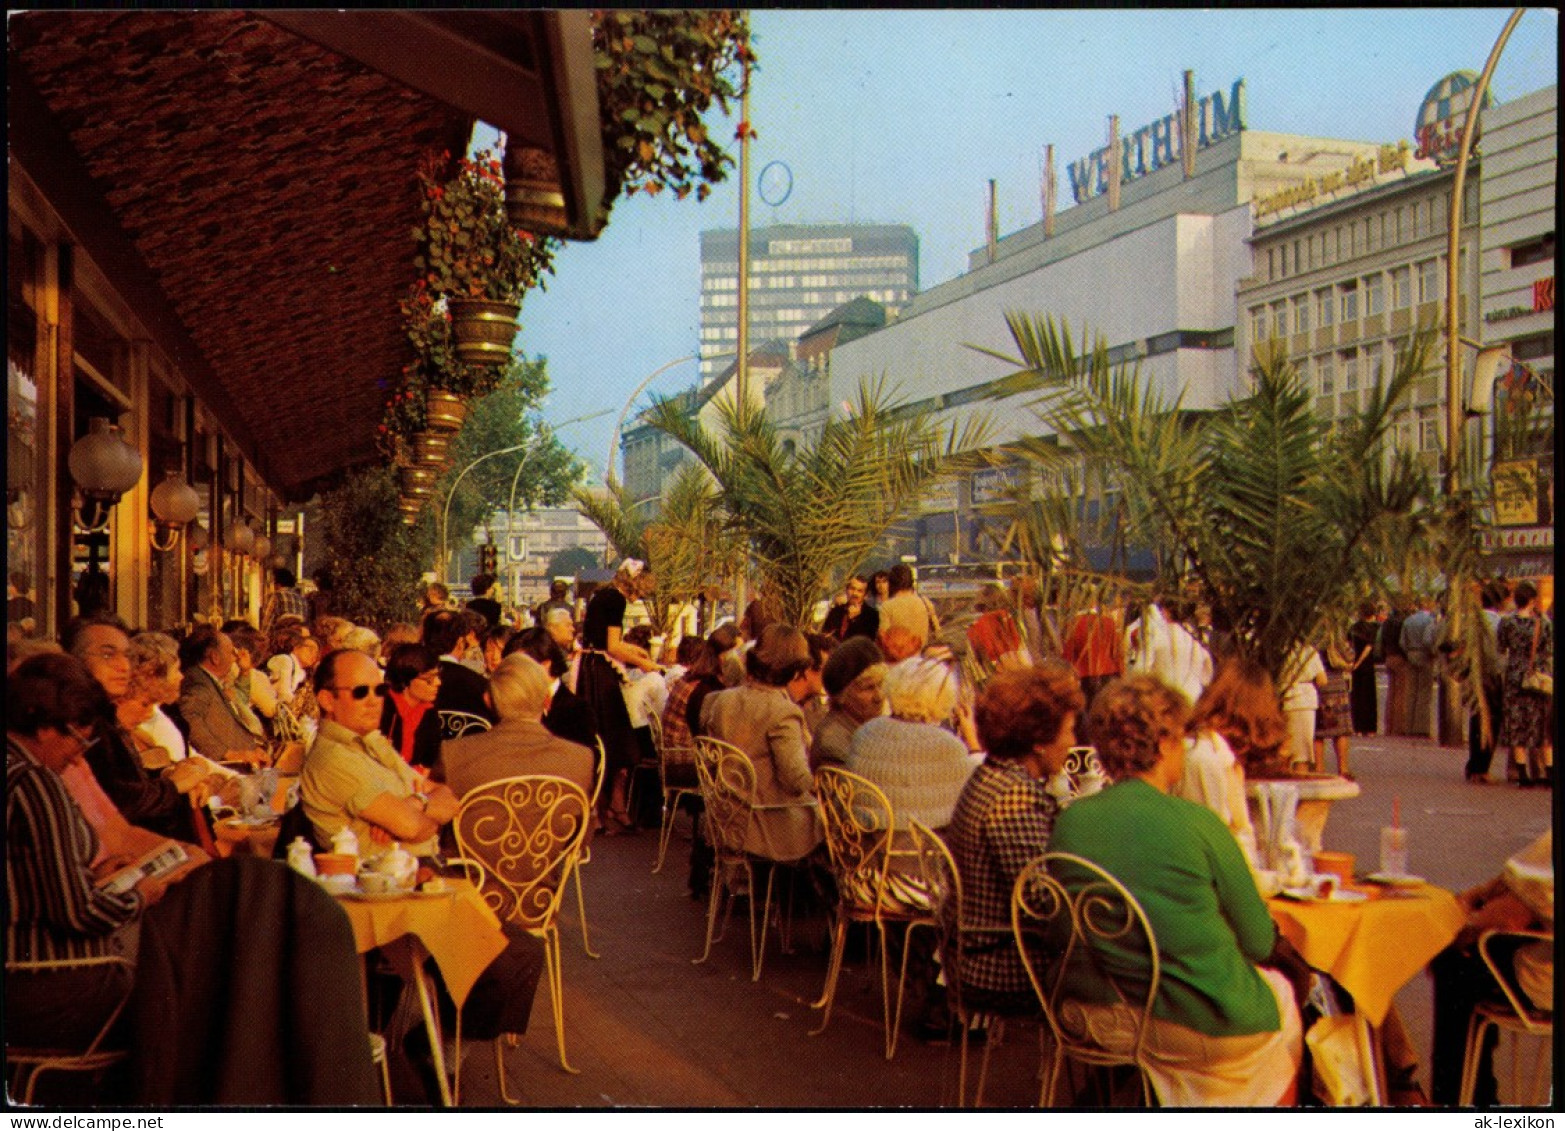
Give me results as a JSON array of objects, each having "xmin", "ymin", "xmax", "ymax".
[{"xmin": 1067, "ymin": 78, "xmax": 1246, "ymax": 204}]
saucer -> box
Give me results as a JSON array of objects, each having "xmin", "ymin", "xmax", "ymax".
[{"xmin": 1363, "ymin": 872, "xmax": 1425, "ymax": 887}]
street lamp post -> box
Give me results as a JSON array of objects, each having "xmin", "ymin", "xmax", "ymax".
[
  {"xmin": 439, "ymin": 409, "xmax": 609, "ymax": 584},
  {"xmin": 1444, "ymin": 7, "xmax": 1525, "ymax": 498},
  {"xmin": 605, "ymin": 355, "xmax": 698, "ymax": 486}
]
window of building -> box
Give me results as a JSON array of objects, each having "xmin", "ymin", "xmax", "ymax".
[
  {"xmin": 1348, "ymin": 223, "xmax": 1358, "ymax": 258},
  {"xmin": 1293, "ymin": 294, "xmax": 1311, "ymax": 334},
  {"xmin": 1267, "ymin": 249, "xmax": 1276, "ymax": 281},
  {"xmin": 1512, "ymin": 333, "xmax": 1553, "ymax": 361},
  {"xmin": 1418, "ymin": 408, "xmax": 1441, "ymax": 452},
  {"xmin": 1306, "ymin": 236, "xmax": 1315, "ymax": 271},
  {"xmin": 1417, "ymin": 258, "xmax": 1441, "ymax": 304},
  {"xmin": 1341, "ymin": 349, "xmax": 1359, "ymax": 391},
  {"xmin": 1279, "ymin": 244, "xmax": 1289, "ymax": 277},
  {"xmin": 1510, "ymin": 233, "xmax": 1556, "ymax": 268},
  {"xmin": 1317, "ymin": 287, "xmax": 1334, "ymax": 327},
  {"xmin": 1249, "ymin": 307, "xmax": 1268, "ymax": 344},
  {"xmin": 1339, "ymin": 281, "xmax": 1359, "ymax": 322},
  {"xmin": 1365, "ymin": 217, "xmax": 1375, "ymax": 253},
  {"xmin": 1293, "ymin": 240, "xmax": 1302, "ymax": 275},
  {"xmin": 1412, "ymin": 205, "xmax": 1422, "ymax": 240},
  {"xmin": 1316, "ymin": 355, "xmax": 1335, "ymax": 396},
  {"xmin": 1271, "ymin": 301, "xmax": 1288, "ymax": 338},
  {"xmin": 1365, "ymin": 273, "xmax": 1385, "ymax": 316},
  {"xmin": 1390, "ymin": 266, "xmax": 1411, "ymax": 309}
]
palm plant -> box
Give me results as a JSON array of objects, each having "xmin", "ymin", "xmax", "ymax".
[
  {"xmin": 641, "ymin": 377, "xmax": 991, "ymax": 627},
  {"xmin": 642, "ymin": 462, "xmax": 747, "ymax": 635},
  {"xmin": 976, "ymin": 314, "xmax": 1434, "ymax": 687},
  {"xmin": 571, "ymin": 475, "xmax": 648, "ymax": 564}
]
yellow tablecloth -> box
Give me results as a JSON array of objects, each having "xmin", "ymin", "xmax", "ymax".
[
  {"xmin": 1268, "ymin": 885, "xmax": 1465, "ymax": 1025},
  {"xmin": 335, "ymin": 880, "xmax": 506, "ymax": 1007}
]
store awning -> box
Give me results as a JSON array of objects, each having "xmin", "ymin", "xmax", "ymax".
[{"xmin": 9, "ymin": 10, "xmax": 605, "ymax": 501}]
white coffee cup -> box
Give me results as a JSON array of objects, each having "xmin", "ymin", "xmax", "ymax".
[{"xmin": 359, "ymin": 872, "xmax": 397, "ymax": 895}]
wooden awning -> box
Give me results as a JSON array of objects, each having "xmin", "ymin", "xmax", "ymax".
[{"xmin": 9, "ymin": 10, "xmax": 604, "ymax": 500}]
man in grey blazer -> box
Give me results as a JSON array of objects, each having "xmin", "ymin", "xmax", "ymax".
[
  {"xmin": 176, "ymin": 624, "xmax": 269, "ymax": 764},
  {"xmin": 432, "ymin": 652, "xmax": 596, "ymax": 801}
]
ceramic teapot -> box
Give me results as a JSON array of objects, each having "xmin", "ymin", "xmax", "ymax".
[{"xmin": 370, "ymin": 842, "xmax": 418, "ymax": 889}]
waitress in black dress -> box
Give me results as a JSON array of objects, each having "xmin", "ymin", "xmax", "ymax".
[{"xmin": 578, "ymin": 559, "xmax": 663, "ymax": 830}]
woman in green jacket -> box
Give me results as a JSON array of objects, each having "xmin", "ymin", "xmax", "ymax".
[{"xmin": 1047, "ymin": 675, "xmax": 1302, "ymax": 1106}]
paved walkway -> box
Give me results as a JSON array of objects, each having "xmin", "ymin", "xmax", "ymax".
[{"xmin": 414, "ymin": 730, "xmax": 1552, "ymax": 1108}]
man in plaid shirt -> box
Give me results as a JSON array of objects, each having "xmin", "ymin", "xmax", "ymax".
[
  {"xmin": 261, "ymin": 568, "xmax": 310, "ymax": 633},
  {"xmin": 942, "ymin": 663, "xmax": 1085, "ymax": 1015}
]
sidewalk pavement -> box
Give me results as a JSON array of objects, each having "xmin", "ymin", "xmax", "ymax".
[{"xmin": 416, "ymin": 729, "xmax": 1552, "ymax": 1108}]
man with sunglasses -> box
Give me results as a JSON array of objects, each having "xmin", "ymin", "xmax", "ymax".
[
  {"xmin": 299, "ymin": 648, "xmax": 460, "ymax": 857},
  {"xmin": 301, "ymin": 648, "xmax": 542, "ymax": 1101}
]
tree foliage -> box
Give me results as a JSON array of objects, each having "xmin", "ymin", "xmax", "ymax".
[
  {"xmin": 641, "ymin": 379, "xmax": 991, "ymax": 627},
  {"xmin": 979, "ymin": 315, "xmax": 1433, "ymax": 686},
  {"xmin": 313, "ymin": 465, "xmax": 435, "ymax": 631},
  {"xmin": 440, "ymin": 357, "xmax": 582, "ymax": 557}
]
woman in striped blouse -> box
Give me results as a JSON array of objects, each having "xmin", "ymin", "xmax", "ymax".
[{"xmin": 7, "ymin": 653, "xmax": 166, "ymax": 1050}]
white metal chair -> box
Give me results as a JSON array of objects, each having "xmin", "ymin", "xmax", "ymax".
[
  {"xmin": 810, "ymin": 766, "xmax": 938, "ymax": 1059},
  {"xmin": 438, "ymin": 710, "xmax": 492, "ymax": 740},
  {"xmin": 5, "ymin": 954, "xmax": 135, "ymax": 1105},
  {"xmin": 451, "ymin": 774, "xmax": 592, "ymax": 1100},
  {"xmin": 1048, "ymin": 746, "xmax": 1109, "ymax": 806},
  {"xmin": 649, "ymin": 710, "xmax": 701, "ymax": 874},
  {"xmin": 691, "ymin": 736, "xmax": 815, "ymax": 981},
  {"xmin": 1459, "ymin": 928, "xmax": 1555, "ymax": 1106},
  {"xmin": 907, "ymin": 820, "xmax": 1021, "ymax": 1107},
  {"xmin": 1014, "ymin": 852, "xmax": 1158, "ymax": 1107},
  {"xmin": 563, "ymin": 738, "xmax": 607, "ymax": 958}
]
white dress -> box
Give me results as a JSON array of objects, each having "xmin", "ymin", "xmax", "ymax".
[{"xmin": 1172, "ymin": 731, "xmax": 1259, "ymax": 869}]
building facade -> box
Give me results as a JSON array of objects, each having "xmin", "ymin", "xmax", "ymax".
[
  {"xmin": 698, "ymin": 223, "xmax": 918, "ymax": 384},
  {"xmin": 1239, "ymin": 165, "xmax": 1481, "ymax": 470},
  {"xmin": 1477, "ymin": 83, "xmax": 1556, "ymax": 576}
]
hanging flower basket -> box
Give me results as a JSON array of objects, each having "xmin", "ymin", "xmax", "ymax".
[
  {"xmin": 412, "ymin": 430, "xmax": 453, "ymax": 469},
  {"xmin": 504, "ymin": 145, "xmax": 569, "ymax": 232},
  {"xmin": 425, "ymin": 389, "xmax": 469, "ymax": 434},
  {"xmin": 400, "ymin": 466, "xmax": 439, "ymax": 498},
  {"xmin": 448, "ymin": 296, "xmax": 520, "ymax": 366}
]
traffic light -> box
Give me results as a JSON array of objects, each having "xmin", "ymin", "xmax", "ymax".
[{"xmin": 479, "ymin": 543, "xmax": 498, "ymax": 576}]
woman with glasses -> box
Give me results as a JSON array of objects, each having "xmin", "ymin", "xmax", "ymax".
[
  {"xmin": 381, "ymin": 643, "xmax": 444, "ymax": 770},
  {"xmin": 7, "ymin": 654, "xmax": 168, "ymax": 1053}
]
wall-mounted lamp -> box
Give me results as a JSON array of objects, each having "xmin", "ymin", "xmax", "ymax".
[
  {"xmin": 188, "ymin": 522, "xmax": 210, "ymax": 551},
  {"xmin": 148, "ymin": 470, "xmax": 202, "ymax": 551},
  {"xmin": 250, "ymin": 534, "xmax": 272, "ymax": 563},
  {"xmin": 225, "ymin": 518, "xmax": 255, "ymax": 555},
  {"xmin": 68, "ymin": 417, "xmax": 143, "ymax": 531}
]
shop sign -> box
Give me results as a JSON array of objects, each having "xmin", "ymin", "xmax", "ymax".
[
  {"xmin": 1068, "ymin": 78, "xmax": 1246, "ymax": 204},
  {"xmin": 1253, "ymin": 141, "xmax": 1411, "ymax": 220},
  {"xmin": 1492, "ymin": 457, "xmax": 1553, "ymax": 528},
  {"xmin": 1413, "ymin": 71, "xmax": 1495, "ymax": 165},
  {"xmin": 1478, "ymin": 526, "xmax": 1554, "ymax": 552},
  {"xmin": 1533, "ymin": 276, "xmax": 1554, "ymax": 313},
  {"xmin": 972, "ymin": 464, "xmax": 1026, "ymax": 504}
]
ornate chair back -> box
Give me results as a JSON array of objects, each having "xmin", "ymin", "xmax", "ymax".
[
  {"xmin": 438, "ymin": 710, "xmax": 492, "ymax": 740},
  {"xmin": 813, "ymin": 766, "xmax": 897, "ymax": 910},
  {"xmin": 693, "ymin": 735, "xmax": 758, "ymax": 860},
  {"xmin": 1014, "ymin": 851, "xmax": 1158, "ymax": 1106},
  {"xmin": 454, "ymin": 775, "xmax": 590, "ymax": 932}
]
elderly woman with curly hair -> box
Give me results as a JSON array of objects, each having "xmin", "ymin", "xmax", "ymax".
[
  {"xmin": 846, "ymin": 656, "xmax": 975, "ymax": 833},
  {"xmin": 1047, "ymin": 675, "xmax": 1303, "ymax": 1107}
]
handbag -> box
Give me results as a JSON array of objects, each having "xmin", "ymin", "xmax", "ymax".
[{"xmin": 1521, "ymin": 616, "xmax": 1553, "ymax": 696}]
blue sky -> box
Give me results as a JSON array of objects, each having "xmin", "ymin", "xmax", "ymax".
[{"xmin": 517, "ymin": 9, "xmax": 1558, "ymax": 478}]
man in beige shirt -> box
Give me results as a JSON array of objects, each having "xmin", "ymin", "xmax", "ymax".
[
  {"xmin": 878, "ymin": 563, "xmax": 940, "ymax": 651},
  {"xmin": 300, "ymin": 649, "xmax": 459, "ymax": 856}
]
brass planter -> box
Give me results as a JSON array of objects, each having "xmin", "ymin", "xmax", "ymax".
[
  {"xmin": 425, "ymin": 389, "xmax": 469, "ymax": 434},
  {"xmin": 413, "ymin": 430, "xmax": 453, "ymax": 469},
  {"xmin": 399, "ymin": 466, "xmax": 439, "ymax": 498},
  {"xmin": 398, "ymin": 497, "xmax": 425, "ymax": 525},
  {"xmin": 448, "ymin": 297, "xmax": 520, "ymax": 366},
  {"xmin": 504, "ymin": 145, "xmax": 568, "ymax": 233}
]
